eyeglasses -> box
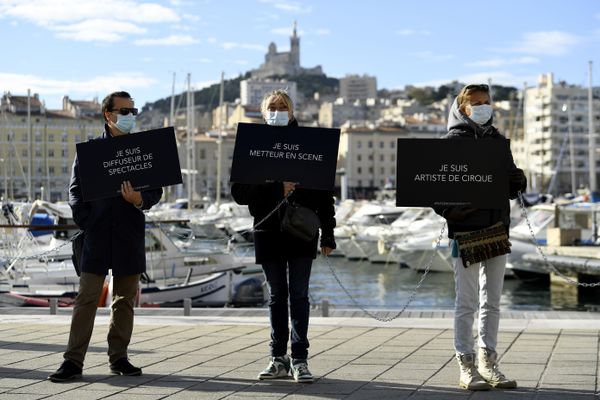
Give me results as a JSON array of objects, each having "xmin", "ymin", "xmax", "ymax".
[
  {"xmin": 110, "ymin": 107, "xmax": 138, "ymax": 116},
  {"xmin": 464, "ymin": 84, "xmax": 489, "ymax": 92}
]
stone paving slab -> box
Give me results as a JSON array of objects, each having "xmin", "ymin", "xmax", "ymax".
[{"xmin": 0, "ymin": 312, "xmax": 599, "ymax": 399}]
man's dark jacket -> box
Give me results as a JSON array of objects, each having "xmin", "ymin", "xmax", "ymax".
[{"xmin": 69, "ymin": 125, "xmax": 163, "ymax": 276}]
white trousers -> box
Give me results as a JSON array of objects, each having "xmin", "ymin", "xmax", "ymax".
[{"xmin": 452, "ymin": 251, "xmax": 507, "ymax": 355}]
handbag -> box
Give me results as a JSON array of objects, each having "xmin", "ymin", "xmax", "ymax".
[
  {"xmin": 453, "ymin": 222, "xmax": 511, "ymax": 267},
  {"xmin": 281, "ymin": 201, "xmax": 320, "ymax": 242}
]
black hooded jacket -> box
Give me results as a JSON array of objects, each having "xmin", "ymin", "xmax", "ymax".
[
  {"xmin": 230, "ymin": 119, "xmax": 336, "ymax": 264},
  {"xmin": 433, "ymin": 98, "xmax": 527, "ymax": 238}
]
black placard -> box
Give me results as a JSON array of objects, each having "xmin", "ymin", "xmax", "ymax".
[
  {"xmin": 76, "ymin": 127, "xmax": 182, "ymax": 201},
  {"xmin": 396, "ymin": 139, "xmax": 510, "ymax": 208},
  {"xmin": 230, "ymin": 123, "xmax": 340, "ymax": 191}
]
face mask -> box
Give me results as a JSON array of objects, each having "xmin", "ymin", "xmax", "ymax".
[
  {"xmin": 468, "ymin": 104, "xmax": 493, "ymax": 125},
  {"xmin": 266, "ymin": 110, "xmax": 289, "ymax": 126},
  {"xmin": 115, "ymin": 113, "xmax": 136, "ymax": 133}
]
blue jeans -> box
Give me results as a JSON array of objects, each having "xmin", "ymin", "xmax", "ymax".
[{"xmin": 262, "ymin": 257, "xmax": 313, "ymax": 360}]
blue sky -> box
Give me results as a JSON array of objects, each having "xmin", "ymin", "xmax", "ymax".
[{"xmin": 1, "ymin": 0, "xmax": 599, "ymax": 109}]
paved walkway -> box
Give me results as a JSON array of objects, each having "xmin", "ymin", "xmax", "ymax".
[{"xmin": 0, "ymin": 309, "xmax": 599, "ymax": 399}]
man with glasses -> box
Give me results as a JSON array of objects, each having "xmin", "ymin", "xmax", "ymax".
[{"xmin": 49, "ymin": 91, "xmax": 163, "ymax": 382}]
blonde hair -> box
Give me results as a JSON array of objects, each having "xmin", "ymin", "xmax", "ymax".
[
  {"xmin": 457, "ymin": 84, "xmax": 491, "ymax": 110},
  {"xmin": 260, "ymin": 89, "xmax": 294, "ymax": 118}
]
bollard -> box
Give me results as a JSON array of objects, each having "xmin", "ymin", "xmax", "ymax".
[
  {"xmin": 183, "ymin": 298, "xmax": 192, "ymax": 316},
  {"xmin": 49, "ymin": 298, "xmax": 58, "ymax": 315},
  {"xmin": 321, "ymin": 299, "xmax": 329, "ymax": 318}
]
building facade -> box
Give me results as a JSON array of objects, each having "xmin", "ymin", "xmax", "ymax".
[
  {"xmin": 0, "ymin": 93, "xmax": 103, "ymax": 201},
  {"xmin": 339, "ymin": 74, "xmax": 377, "ymax": 102},
  {"xmin": 512, "ymin": 74, "xmax": 600, "ymax": 194},
  {"xmin": 240, "ymin": 79, "xmax": 297, "ymax": 108}
]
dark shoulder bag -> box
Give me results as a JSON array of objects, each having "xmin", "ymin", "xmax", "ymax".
[
  {"xmin": 281, "ymin": 201, "xmax": 320, "ymax": 242},
  {"xmin": 453, "ymin": 222, "xmax": 511, "ymax": 267}
]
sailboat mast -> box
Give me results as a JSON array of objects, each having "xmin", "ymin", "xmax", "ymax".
[
  {"xmin": 186, "ymin": 73, "xmax": 193, "ymax": 210},
  {"xmin": 588, "ymin": 60, "xmax": 596, "ymax": 193},
  {"xmin": 216, "ymin": 71, "xmax": 224, "ymax": 205},
  {"xmin": 27, "ymin": 89, "xmax": 32, "ymax": 201},
  {"xmin": 170, "ymin": 72, "xmax": 176, "ymax": 127}
]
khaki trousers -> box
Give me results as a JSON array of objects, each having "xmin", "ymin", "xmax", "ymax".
[{"xmin": 64, "ymin": 272, "xmax": 140, "ymax": 368}]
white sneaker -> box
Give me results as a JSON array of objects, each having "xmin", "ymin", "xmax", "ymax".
[
  {"xmin": 257, "ymin": 355, "xmax": 290, "ymax": 380},
  {"xmin": 291, "ymin": 359, "xmax": 314, "ymax": 383},
  {"xmin": 478, "ymin": 348, "xmax": 517, "ymax": 389},
  {"xmin": 456, "ymin": 353, "xmax": 492, "ymax": 391}
]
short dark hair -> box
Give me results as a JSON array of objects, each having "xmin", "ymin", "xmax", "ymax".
[{"xmin": 102, "ymin": 91, "xmax": 132, "ymax": 121}]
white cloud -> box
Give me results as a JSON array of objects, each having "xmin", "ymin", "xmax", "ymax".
[
  {"xmin": 234, "ymin": 59, "xmax": 249, "ymax": 65},
  {"xmin": 0, "ymin": 0, "xmax": 179, "ymax": 43},
  {"xmin": 258, "ymin": 0, "xmax": 311, "ymax": 13},
  {"xmin": 53, "ymin": 19, "xmax": 147, "ymax": 42},
  {"xmin": 465, "ymin": 56, "xmax": 540, "ymax": 68},
  {"xmin": 221, "ymin": 42, "xmax": 265, "ymax": 51},
  {"xmin": 396, "ymin": 29, "xmax": 430, "ymax": 36},
  {"xmin": 501, "ymin": 31, "xmax": 582, "ymax": 56},
  {"xmin": 206, "ymin": 37, "xmax": 217, "ymax": 43},
  {"xmin": 0, "ymin": 72, "xmax": 157, "ymax": 97},
  {"xmin": 134, "ymin": 34, "xmax": 199, "ymax": 46}
]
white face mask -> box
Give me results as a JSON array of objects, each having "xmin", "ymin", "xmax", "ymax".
[
  {"xmin": 266, "ymin": 110, "xmax": 289, "ymax": 126},
  {"xmin": 468, "ymin": 104, "xmax": 493, "ymax": 125}
]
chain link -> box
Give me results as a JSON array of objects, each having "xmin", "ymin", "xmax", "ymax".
[
  {"xmin": 322, "ymin": 222, "xmax": 446, "ymax": 322},
  {"xmin": 1, "ymin": 229, "xmax": 83, "ymax": 265},
  {"xmin": 517, "ymin": 192, "xmax": 600, "ymax": 287}
]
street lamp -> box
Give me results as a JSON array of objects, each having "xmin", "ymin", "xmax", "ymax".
[{"xmin": 561, "ymin": 100, "xmax": 576, "ymax": 194}]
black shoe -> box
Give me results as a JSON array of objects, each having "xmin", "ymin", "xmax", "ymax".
[
  {"xmin": 48, "ymin": 360, "xmax": 82, "ymax": 382},
  {"xmin": 109, "ymin": 358, "xmax": 142, "ymax": 376}
]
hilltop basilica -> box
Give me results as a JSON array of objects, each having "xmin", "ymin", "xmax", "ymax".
[{"xmin": 251, "ymin": 22, "xmax": 324, "ymax": 79}]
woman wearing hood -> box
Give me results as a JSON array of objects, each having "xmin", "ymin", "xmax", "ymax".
[
  {"xmin": 231, "ymin": 89, "xmax": 336, "ymax": 384},
  {"xmin": 435, "ymin": 84, "xmax": 526, "ymax": 391}
]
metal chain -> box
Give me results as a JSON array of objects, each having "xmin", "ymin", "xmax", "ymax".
[
  {"xmin": 517, "ymin": 192, "xmax": 600, "ymax": 287},
  {"xmin": 322, "ymin": 221, "xmax": 447, "ymax": 322},
  {"xmin": 1, "ymin": 230, "xmax": 83, "ymax": 266}
]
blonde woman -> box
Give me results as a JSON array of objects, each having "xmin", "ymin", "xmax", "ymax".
[
  {"xmin": 435, "ymin": 84, "xmax": 526, "ymax": 391},
  {"xmin": 231, "ymin": 90, "xmax": 336, "ymax": 383}
]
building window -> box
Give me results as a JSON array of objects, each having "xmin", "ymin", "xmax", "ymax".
[
  {"xmin": 48, "ymin": 134, "xmax": 54, "ymax": 142},
  {"xmin": 368, "ymin": 167, "xmax": 373, "ymax": 173},
  {"xmin": 357, "ymin": 180, "xmax": 362, "ymax": 187},
  {"xmin": 357, "ymin": 141, "xmax": 362, "ymax": 148},
  {"xmin": 368, "ymin": 154, "xmax": 373, "ymax": 161},
  {"xmin": 357, "ymin": 154, "xmax": 361, "ymax": 161},
  {"xmin": 379, "ymin": 154, "xmax": 384, "ymax": 162},
  {"xmin": 368, "ymin": 141, "xmax": 373, "ymax": 148},
  {"xmin": 390, "ymin": 141, "xmax": 395, "ymax": 148},
  {"xmin": 35, "ymin": 150, "xmax": 41, "ymax": 157},
  {"xmin": 357, "ymin": 167, "xmax": 362, "ymax": 174},
  {"xmin": 61, "ymin": 149, "xmax": 68, "ymax": 157},
  {"xmin": 379, "ymin": 141, "xmax": 384, "ymax": 148},
  {"xmin": 380, "ymin": 167, "xmax": 384, "ymax": 174},
  {"xmin": 62, "ymin": 166, "xmax": 68, "ymax": 174},
  {"xmin": 199, "ymin": 149, "xmax": 206, "ymax": 159},
  {"xmin": 49, "ymin": 166, "xmax": 55, "ymax": 174},
  {"xmin": 391, "ymin": 154, "xmax": 395, "ymax": 162},
  {"xmin": 22, "ymin": 149, "xmax": 28, "ymax": 157},
  {"xmin": 48, "ymin": 149, "xmax": 54, "ymax": 157}
]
